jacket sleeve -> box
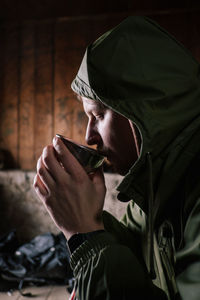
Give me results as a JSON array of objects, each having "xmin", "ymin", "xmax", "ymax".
[
  {"xmin": 176, "ymin": 197, "xmax": 200, "ymax": 300},
  {"xmin": 69, "ymin": 210, "xmax": 167, "ymax": 300}
]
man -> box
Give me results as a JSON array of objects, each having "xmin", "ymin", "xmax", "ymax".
[{"xmin": 34, "ymin": 16, "xmax": 200, "ymax": 299}]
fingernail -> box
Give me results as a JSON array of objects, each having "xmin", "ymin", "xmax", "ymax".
[{"xmin": 53, "ymin": 136, "xmax": 58, "ymax": 145}]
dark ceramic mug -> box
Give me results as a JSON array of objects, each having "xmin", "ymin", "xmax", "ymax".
[{"xmin": 56, "ymin": 134, "xmax": 105, "ymax": 173}]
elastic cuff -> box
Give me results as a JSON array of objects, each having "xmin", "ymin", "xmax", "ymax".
[
  {"xmin": 70, "ymin": 232, "xmax": 117, "ymax": 275},
  {"xmin": 67, "ymin": 230, "xmax": 105, "ymax": 254}
]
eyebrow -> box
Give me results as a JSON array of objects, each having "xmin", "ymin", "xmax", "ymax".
[{"xmin": 76, "ymin": 94, "xmax": 106, "ymax": 109}]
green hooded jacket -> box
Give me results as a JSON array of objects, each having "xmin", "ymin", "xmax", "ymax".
[{"xmin": 70, "ymin": 16, "xmax": 200, "ymax": 300}]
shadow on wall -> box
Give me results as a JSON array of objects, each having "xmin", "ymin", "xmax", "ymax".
[
  {"xmin": 0, "ymin": 149, "xmax": 16, "ymax": 170},
  {"xmin": 0, "ymin": 171, "xmax": 127, "ymax": 243},
  {"xmin": 0, "ymin": 171, "xmax": 60, "ymax": 243}
]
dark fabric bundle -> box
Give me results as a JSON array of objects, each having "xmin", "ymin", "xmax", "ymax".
[{"xmin": 0, "ymin": 230, "xmax": 74, "ymax": 296}]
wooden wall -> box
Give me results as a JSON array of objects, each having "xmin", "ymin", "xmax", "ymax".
[
  {"xmin": 0, "ymin": 10, "xmax": 200, "ymax": 170},
  {"xmin": 0, "ymin": 18, "xmax": 90, "ymax": 170}
]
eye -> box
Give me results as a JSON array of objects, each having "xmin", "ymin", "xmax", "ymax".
[{"xmin": 94, "ymin": 113, "xmax": 104, "ymax": 120}]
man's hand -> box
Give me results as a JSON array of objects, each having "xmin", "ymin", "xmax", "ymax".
[{"xmin": 33, "ymin": 136, "xmax": 106, "ymax": 240}]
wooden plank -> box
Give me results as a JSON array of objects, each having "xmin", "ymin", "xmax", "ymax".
[
  {"xmin": 69, "ymin": 20, "xmax": 92, "ymax": 145},
  {"xmin": 0, "ymin": 22, "xmax": 19, "ymax": 167},
  {"xmin": 72, "ymin": 96, "xmax": 88, "ymax": 145},
  {"xmin": 54, "ymin": 21, "xmax": 74, "ymax": 139},
  {"xmin": 54, "ymin": 20, "xmax": 88, "ymax": 142},
  {"xmin": 18, "ymin": 23, "xmax": 35, "ymax": 170},
  {"xmin": 69, "ymin": 46, "xmax": 88, "ymax": 146},
  {"xmin": 34, "ymin": 22, "xmax": 53, "ymax": 163},
  {"xmin": 0, "ymin": 23, "xmax": 5, "ymax": 146},
  {"xmin": 66, "ymin": 48, "xmax": 88, "ymax": 145}
]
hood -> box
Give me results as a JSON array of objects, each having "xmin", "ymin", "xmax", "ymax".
[{"xmin": 71, "ymin": 16, "xmax": 200, "ymax": 224}]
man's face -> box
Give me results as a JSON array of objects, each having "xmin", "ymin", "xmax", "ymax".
[{"xmin": 82, "ymin": 96, "xmax": 138, "ymax": 175}]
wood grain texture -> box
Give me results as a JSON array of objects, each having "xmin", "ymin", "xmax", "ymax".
[
  {"xmin": 54, "ymin": 21, "xmax": 74, "ymax": 139},
  {"xmin": 53, "ymin": 20, "xmax": 88, "ymax": 141},
  {"xmin": 18, "ymin": 23, "xmax": 35, "ymax": 169},
  {"xmin": 34, "ymin": 22, "xmax": 54, "ymax": 163},
  {"xmin": 0, "ymin": 23, "xmax": 19, "ymax": 167},
  {"xmin": 0, "ymin": 12, "xmax": 200, "ymax": 170}
]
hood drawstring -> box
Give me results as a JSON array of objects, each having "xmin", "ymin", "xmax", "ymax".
[{"xmin": 146, "ymin": 152, "xmax": 156, "ymax": 279}]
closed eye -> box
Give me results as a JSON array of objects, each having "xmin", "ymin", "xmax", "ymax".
[{"xmin": 94, "ymin": 114, "xmax": 104, "ymax": 120}]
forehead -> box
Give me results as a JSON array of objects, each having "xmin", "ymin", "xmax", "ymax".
[{"xmin": 81, "ymin": 96, "xmax": 105, "ymax": 111}]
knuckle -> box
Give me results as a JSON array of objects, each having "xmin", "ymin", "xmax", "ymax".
[
  {"xmin": 42, "ymin": 145, "xmax": 52, "ymax": 165},
  {"xmin": 43, "ymin": 144, "xmax": 52, "ymax": 155},
  {"xmin": 57, "ymin": 147, "xmax": 65, "ymax": 160},
  {"xmin": 43, "ymin": 155, "xmax": 50, "ymax": 166},
  {"xmin": 54, "ymin": 142, "xmax": 66, "ymax": 158}
]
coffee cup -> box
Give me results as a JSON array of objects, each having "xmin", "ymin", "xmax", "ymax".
[{"xmin": 56, "ymin": 134, "xmax": 105, "ymax": 173}]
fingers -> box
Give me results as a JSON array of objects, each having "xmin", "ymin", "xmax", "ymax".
[
  {"xmin": 33, "ymin": 173, "xmax": 48, "ymax": 197},
  {"xmin": 33, "ymin": 139, "xmax": 106, "ymax": 238},
  {"xmin": 34, "ymin": 155, "xmax": 56, "ymax": 199},
  {"xmin": 37, "ymin": 156, "xmax": 55, "ymax": 190},
  {"xmin": 52, "ymin": 136, "xmax": 87, "ymax": 177},
  {"xmin": 34, "ymin": 137, "xmax": 87, "ymax": 201},
  {"xmin": 41, "ymin": 144, "xmax": 69, "ymax": 182}
]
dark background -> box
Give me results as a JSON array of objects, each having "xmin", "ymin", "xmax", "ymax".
[{"xmin": 0, "ymin": 0, "xmax": 199, "ymax": 21}]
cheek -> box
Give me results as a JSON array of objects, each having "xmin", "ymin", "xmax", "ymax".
[
  {"xmin": 97, "ymin": 111, "xmax": 131, "ymax": 153},
  {"xmin": 108, "ymin": 115, "xmax": 135, "ymax": 155},
  {"xmin": 100, "ymin": 123, "xmax": 119, "ymax": 151},
  {"xmin": 96, "ymin": 120, "xmax": 113, "ymax": 149},
  {"xmin": 99, "ymin": 128, "xmax": 112, "ymax": 147}
]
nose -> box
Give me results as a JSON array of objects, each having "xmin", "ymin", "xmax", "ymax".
[{"xmin": 85, "ymin": 120, "xmax": 101, "ymax": 146}]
